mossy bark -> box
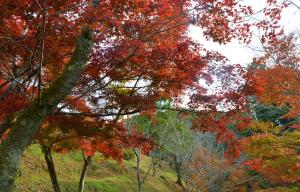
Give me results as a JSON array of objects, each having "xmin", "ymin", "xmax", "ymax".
[{"xmin": 0, "ymin": 28, "xmax": 93, "ymax": 191}]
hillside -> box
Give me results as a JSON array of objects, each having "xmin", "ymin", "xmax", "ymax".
[{"xmin": 15, "ymin": 145, "xmax": 180, "ymax": 192}]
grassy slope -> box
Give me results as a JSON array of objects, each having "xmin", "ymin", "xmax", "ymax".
[{"xmin": 15, "ymin": 145, "xmax": 180, "ymax": 192}]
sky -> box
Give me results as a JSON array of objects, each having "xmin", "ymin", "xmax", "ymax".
[
  {"xmin": 188, "ymin": 0, "xmax": 300, "ymax": 66},
  {"xmin": 181, "ymin": 0, "xmax": 300, "ymax": 106}
]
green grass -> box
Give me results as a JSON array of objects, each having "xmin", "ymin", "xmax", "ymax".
[{"xmin": 15, "ymin": 145, "xmax": 179, "ymax": 192}]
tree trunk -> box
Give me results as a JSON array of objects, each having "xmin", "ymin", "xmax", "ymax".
[
  {"xmin": 185, "ymin": 170, "xmax": 193, "ymax": 192},
  {"xmin": 0, "ymin": 115, "xmax": 13, "ymax": 135},
  {"xmin": 185, "ymin": 171, "xmax": 189, "ymax": 192},
  {"xmin": 185, "ymin": 159, "xmax": 192, "ymax": 192},
  {"xmin": 134, "ymin": 148, "xmax": 142, "ymax": 192},
  {"xmin": 173, "ymin": 156, "xmax": 183, "ymax": 187},
  {"xmin": 78, "ymin": 154, "xmax": 92, "ymax": 192},
  {"xmin": 0, "ymin": 28, "xmax": 92, "ymax": 191},
  {"xmin": 43, "ymin": 146, "xmax": 61, "ymax": 192},
  {"xmin": 151, "ymin": 160, "xmax": 157, "ymax": 177}
]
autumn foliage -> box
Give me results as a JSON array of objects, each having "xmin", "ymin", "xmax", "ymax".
[{"xmin": 0, "ymin": 0, "xmax": 297, "ymax": 191}]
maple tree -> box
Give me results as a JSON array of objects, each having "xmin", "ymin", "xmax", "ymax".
[
  {"xmin": 0, "ymin": 0, "xmax": 288, "ymax": 190},
  {"xmin": 246, "ymin": 34, "xmax": 300, "ymax": 121},
  {"xmin": 36, "ymin": 115, "xmax": 108, "ymax": 192},
  {"xmin": 236, "ymin": 101, "xmax": 300, "ymax": 189},
  {"xmin": 190, "ymin": 32, "xmax": 300, "ymax": 191},
  {"xmin": 131, "ymin": 101, "xmax": 260, "ymax": 192},
  {"xmin": 237, "ymin": 33, "xmax": 300, "ymax": 190},
  {"xmin": 36, "ymin": 115, "xmax": 152, "ymax": 192}
]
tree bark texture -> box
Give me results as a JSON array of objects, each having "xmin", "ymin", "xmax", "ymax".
[{"xmin": 0, "ymin": 28, "xmax": 93, "ymax": 191}]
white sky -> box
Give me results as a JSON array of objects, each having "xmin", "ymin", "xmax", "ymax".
[{"xmin": 188, "ymin": 0, "xmax": 300, "ymax": 66}]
